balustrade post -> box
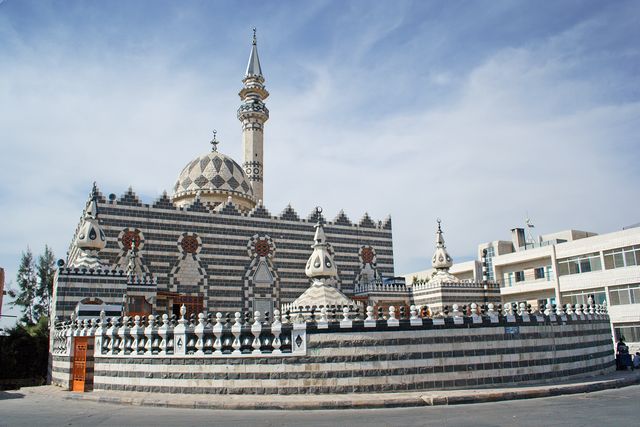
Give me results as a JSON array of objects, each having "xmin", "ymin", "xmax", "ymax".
[
  {"xmin": 231, "ymin": 312, "xmax": 242, "ymax": 355},
  {"xmin": 339, "ymin": 306, "xmax": 352, "ymax": 329},
  {"xmin": 364, "ymin": 306, "xmax": 376, "ymax": 328},
  {"xmin": 470, "ymin": 303, "xmax": 481, "ymax": 324},
  {"xmin": 65, "ymin": 320, "xmax": 74, "ymax": 356},
  {"xmin": 94, "ymin": 311, "xmax": 107, "ymax": 355},
  {"xmin": 565, "ymin": 303, "xmax": 573, "ymax": 317},
  {"xmin": 106, "ymin": 317, "xmax": 118, "ymax": 355},
  {"xmin": 130, "ymin": 315, "xmax": 143, "ymax": 354},
  {"xmin": 118, "ymin": 316, "xmax": 130, "ymax": 355},
  {"xmin": 194, "ymin": 313, "xmax": 206, "ymax": 356},
  {"xmin": 173, "ymin": 305, "xmax": 188, "ymax": 356},
  {"xmin": 291, "ymin": 315, "xmax": 307, "ymax": 354},
  {"xmin": 519, "ymin": 303, "xmax": 530, "ymax": 322},
  {"xmin": 145, "ymin": 314, "xmax": 157, "ymax": 355},
  {"xmin": 158, "ymin": 314, "xmax": 170, "ymax": 355},
  {"xmin": 387, "ymin": 306, "xmax": 399, "ymax": 327},
  {"xmin": 410, "ymin": 305, "xmax": 422, "ymax": 326},
  {"xmin": 556, "ymin": 303, "xmax": 565, "ymax": 319},
  {"xmin": 212, "ymin": 313, "xmax": 223, "ymax": 355},
  {"xmin": 505, "ymin": 304, "xmax": 516, "ymax": 323},
  {"xmin": 487, "ymin": 303, "xmax": 499, "ymax": 323},
  {"xmin": 251, "ymin": 311, "xmax": 262, "ymax": 354},
  {"xmin": 271, "ymin": 310, "xmax": 282, "ymax": 355}
]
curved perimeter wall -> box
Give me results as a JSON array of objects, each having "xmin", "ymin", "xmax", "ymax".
[{"xmin": 52, "ymin": 315, "xmax": 614, "ymax": 394}]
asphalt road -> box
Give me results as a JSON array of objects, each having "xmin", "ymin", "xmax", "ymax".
[{"xmin": 1, "ymin": 385, "xmax": 638, "ymax": 427}]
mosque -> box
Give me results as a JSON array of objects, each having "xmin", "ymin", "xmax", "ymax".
[
  {"xmin": 50, "ymin": 32, "xmax": 500, "ymax": 324},
  {"xmin": 49, "ymin": 33, "xmax": 612, "ymax": 396},
  {"xmin": 51, "ymin": 32, "xmax": 396, "ymax": 321}
]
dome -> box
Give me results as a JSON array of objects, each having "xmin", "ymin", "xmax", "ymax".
[{"xmin": 172, "ymin": 150, "xmax": 256, "ymax": 210}]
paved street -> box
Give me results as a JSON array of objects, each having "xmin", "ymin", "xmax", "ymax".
[{"xmin": 1, "ymin": 384, "xmax": 638, "ymax": 427}]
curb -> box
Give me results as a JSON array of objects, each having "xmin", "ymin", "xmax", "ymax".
[{"xmin": 61, "ymin": 374, "xmax": 640, "ymax": 410}]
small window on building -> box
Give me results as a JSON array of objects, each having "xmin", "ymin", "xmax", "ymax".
[
  {"xmin": 534, "ymin": 267, "xmax": 545, "ymax": 280},
  {"xmin": 515, "ymin": 271, "xmax": 525, "ymax": 282},
  {"xmin": 608, "ymin": 284, "xmax": 640, "ymax": 306},
  {"xmin": 614, "ymin": 324, "xmax": 640, "ymax": 343}
]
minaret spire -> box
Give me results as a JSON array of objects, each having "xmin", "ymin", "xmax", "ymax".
[
  {"xmin": 238, "ymin": 28, "xmax": 269, "ymax": 203},
  {"xmin": 246, "ymin": 28, "xmax": 263, "ymax": 76}
]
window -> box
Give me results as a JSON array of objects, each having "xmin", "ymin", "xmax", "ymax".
[
  {"xmin": 609, "ymin": 284, "xmax": 640, "ymax": 306},
  {"xmin": 545, "ymin": 265, "xmax": 554, "ymax": 281},
  {"xmin": 614, "ymin": 324, "xmax": 640, "ymax": 342},
  {"xmin": 603, "ymin": 245, "xmax": 640, "ymax": 270},
  {"xmin": 484, "ymin": 246, "xmax": 495, "ymax": 281},
  {"xmin": 515, "ymin": 271, "xmax": 525, "ymax": 282},
  {"xmin": 128, "ymin": 296, "xmax": 152, "ymax": 317},
  {"xmin": 503, "ymin": 272, "xmax": 514, "ymax": 287},
  {"xmin": 561, "ymin": 289, "xmax": 606, "ymax": 306},
  {"xmin": 557, "ymin": 252, "xmax": 602, "ymax": 276},
  {"xmin": 534, "ymin": 267, "xmax": 545, "ymax": 280}
]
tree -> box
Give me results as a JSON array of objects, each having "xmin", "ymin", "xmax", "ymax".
[
  {"xmin": 35, "ymin": 245, "xmax": 55, "ymax": 319},
  {"xmin": 8, "ymin": 246, "xmax": 55, "ymax": 325},
  {"xmin": 10, "ymin": 249, "xmax": 38, "ymax": 325}
]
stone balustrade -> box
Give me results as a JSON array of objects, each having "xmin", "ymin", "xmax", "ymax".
[
  {"xmin": 353, "ymin": 281, "xmax": 408, "ymax": 294},
  {"xmin": 52, "ymin": 301, "xmax": 609, "ymax": 359}
]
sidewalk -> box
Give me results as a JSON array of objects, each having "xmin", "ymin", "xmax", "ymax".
[{"xmin": 17, "ymin": 371, "xmax": 640, "ymax": 410}]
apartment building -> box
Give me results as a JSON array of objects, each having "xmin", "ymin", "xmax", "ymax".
[{"xmin": 404, "ymin": 224, "xmax": 640, "ymax": 352}]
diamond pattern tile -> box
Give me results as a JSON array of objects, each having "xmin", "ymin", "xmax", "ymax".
[{"xmin": 173, "ymin": 152, "xmax": 255, "ymax": 199}]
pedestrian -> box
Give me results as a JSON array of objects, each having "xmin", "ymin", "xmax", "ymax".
[
  {"xmin": 633, "ymin": 352, "xmax": 640, "ymax": 370},
  {"xmin": 616, "ymin": 338, "xmax": 631, "ymax": 370}
]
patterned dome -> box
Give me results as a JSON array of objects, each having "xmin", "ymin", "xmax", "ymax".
[{"xmin": 172, "ymin": 151, "xmax": 256, "ymax": 208}]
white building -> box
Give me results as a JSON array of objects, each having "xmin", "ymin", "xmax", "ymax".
[{"xmin": 403, "ymin": 224, "xmax": 640, "ymax": 352}]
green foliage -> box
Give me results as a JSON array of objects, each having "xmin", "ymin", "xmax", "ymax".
[
  {"xmin": 0, "ymin": 316, "xmax": 50, "ymax": 382},
  {"xmin": 36, "ymin": 246, "xmax": 56, "ymax": 319},
  {"xmin": 9, "ymin": 246, "xmax": 55, "ymax": 325}
]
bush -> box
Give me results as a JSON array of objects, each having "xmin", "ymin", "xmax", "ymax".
[{"xmin": 0, "ymin": 317, "xmax": 50, "ymax": 385}]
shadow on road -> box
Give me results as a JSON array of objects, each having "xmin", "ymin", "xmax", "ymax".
[{"xmin": 0, "ymin": 391, "xmax": 25, "ymax": 401}]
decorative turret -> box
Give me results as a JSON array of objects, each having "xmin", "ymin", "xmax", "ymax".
[
  {"xmin": 287, "ymin": 207, "xmax": 355, "ymax": 311},
  {"xmin": 70, "ymin": 183, "xmax": 107, "ymax": 268},
  {"xmin": 238, "ymin": 28, "xmax": 269, "ymax": 203},
  {"xmin": 432, "ymin": 219, "xmax": 453, "ymax": 270},
  {"xmin": 429, "ymin": 219, "xmax": 459, "ymax": 285},
  {"xmin": 305, "ymin": 208, "xmax": 338, "ymax": 279}
]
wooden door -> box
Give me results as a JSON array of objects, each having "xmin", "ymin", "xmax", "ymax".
[{"xmin": 72, "ymin": 337, "xmax": 88, "ymax": 392}]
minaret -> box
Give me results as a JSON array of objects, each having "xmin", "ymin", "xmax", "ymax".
[{"xmin": 238, "ymin": 28, "xmax": 269, "ymax": 203}]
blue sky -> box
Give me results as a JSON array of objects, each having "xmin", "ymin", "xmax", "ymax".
[{"xmin": 1, "ymin": 0, "xmax": 639, "ymax": 326}]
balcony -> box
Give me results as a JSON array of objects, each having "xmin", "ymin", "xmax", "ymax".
[{"xmin": 499, "ymin": 278, "xmax": 556, "ymax": 297}]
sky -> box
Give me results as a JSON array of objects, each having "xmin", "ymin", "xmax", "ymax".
[{"xmin": 1, "ymin": 0, "xmax": 639, "ymax": 327}]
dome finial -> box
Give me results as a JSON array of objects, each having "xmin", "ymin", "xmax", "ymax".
[
  {"xmin": 210, "ymin": 129, "xmax": 219, "ymax": 152},
  {"xmin": 315, "ymin": 206, "xmax": 324, "ymax": 225},
  {"xmin": 252, "ymin": 27, "xmax": 257, "ymax": 46}
]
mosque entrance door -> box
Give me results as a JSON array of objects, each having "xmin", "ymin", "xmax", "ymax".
[{"xmin": 72, "ymin": 337, "xmax": 89, "ymax": 392}]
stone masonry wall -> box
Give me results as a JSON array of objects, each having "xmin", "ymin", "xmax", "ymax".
[{"xmin": 53, "ymin": 316, "xmax": 614, "ymax": 395}]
